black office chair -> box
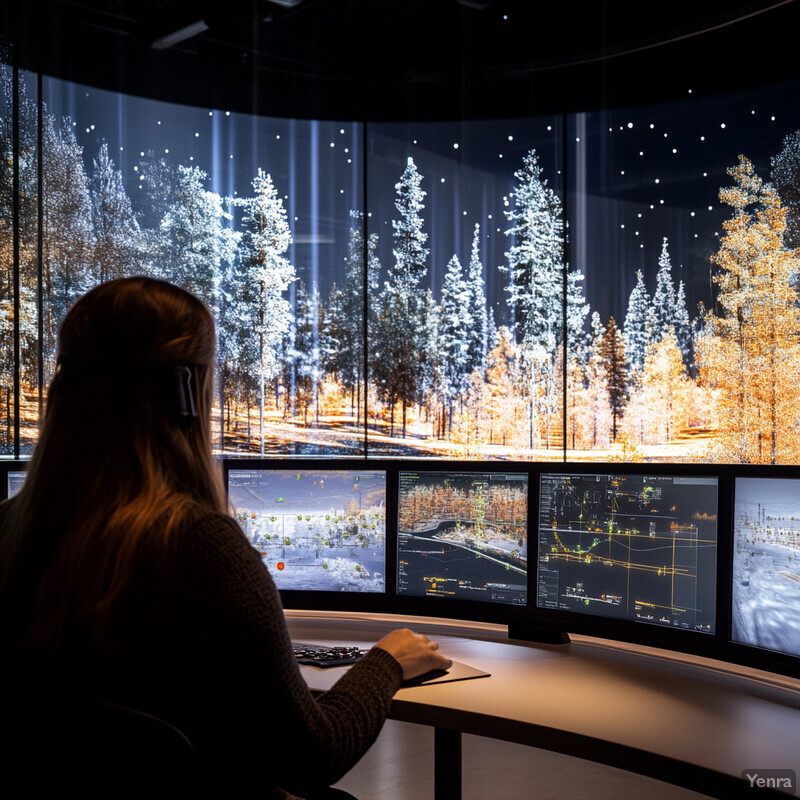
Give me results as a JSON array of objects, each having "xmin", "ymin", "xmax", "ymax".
[{"xmin": 2, "ymin": 692, "xmax": 200, "ymax": 798}]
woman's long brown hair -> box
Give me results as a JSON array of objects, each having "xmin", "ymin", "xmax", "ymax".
[{"xmin": 0, "ymin": 277, "xmax": 227, "ymax": 652}]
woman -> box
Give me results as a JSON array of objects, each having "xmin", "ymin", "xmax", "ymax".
[{"xmin": 0, "ymin": 277, "xmax": 450, "ymax": 798}]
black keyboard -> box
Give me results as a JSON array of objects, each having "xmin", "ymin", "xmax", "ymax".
[{"xmin": 292, "ymin": 642, "xmax": 367, "ymax": 668}]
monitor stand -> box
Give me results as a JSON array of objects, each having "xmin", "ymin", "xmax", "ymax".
[{"xmin": 507, "ymin": 623, "xmax": 570, "ymax": 644}]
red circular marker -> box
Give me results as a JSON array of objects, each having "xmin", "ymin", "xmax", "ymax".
[{"xmin": 276, "ymin": 562, "xmax": 285, "ymax": 571}]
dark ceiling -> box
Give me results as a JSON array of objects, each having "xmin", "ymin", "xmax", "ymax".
[{"xmin": 5, "ymin": 0, "xmax": 800, "ymax": 120}]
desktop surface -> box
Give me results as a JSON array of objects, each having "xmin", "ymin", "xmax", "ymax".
[{"xmin": 288, "ymin": 611, "xmax": 800, "ymax": 799}]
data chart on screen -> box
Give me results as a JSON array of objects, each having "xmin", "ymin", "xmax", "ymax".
[
  {"xmin": 537, "ymin": 472, "xmax": 718, "ymax": 632},
  {"xmin": 397, "ymin": 470, "xmax": 528, "ymax": 606},
  {"xmin": 228, "ymin": 469, "xmax": 386, "ymax": 593}
]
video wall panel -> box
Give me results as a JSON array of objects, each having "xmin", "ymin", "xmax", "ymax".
[{"xmin": 1, "ymin": 64, "xmax": 800, "ymax": 464}]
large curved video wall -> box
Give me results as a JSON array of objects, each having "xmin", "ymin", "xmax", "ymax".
[{"xmin": 2, "ymin": 59, "xmax": 800, "ymax": 463}]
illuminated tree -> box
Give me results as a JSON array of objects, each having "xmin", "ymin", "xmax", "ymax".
[
  {"xmin": 583, "ymin": 313, "xmax": 613, "ymax": 449},
  {"xmin": 337, "ymin": 210, "xmax": 379, "ymax": 423},
  {"xmin": 652, "ymin": 237, "xmax": 676, "ymax": 342},
  {"xmin": 0, "ymin": 66, "xmax": 39, "ymax": 450},
  {"xmin": 284, "ymin": 282, "xmax": 322, "ymax": 426},
  {"xmin": 465, "ymin": 223, "xmax": 488, "ymax": 376},
  {"xmin": 623, "ymin": 269, "xmax": 651, "ymax": 373},
  {"xmin": 673, "ymin": 279, "xmax": 693, "ymax": 369},
  {"xmin": 89, "ymin": 142, "xmax": 143, "ymax": 283},
  {"xmin": 696, "ymin": 155, "xmax": 800, "ymax": 463},
  {"xmin": 235, "ymin": 169, "xmax": 296, "ymax": 455},
  {"xmin": 596, "ymin": 316, "xmax": 628, "ymax": 442},
  {"xmin": 626, "ymin": 330, "xmax": 689, "ymax": 445},
  {"xmin": 438, "ymin": 254, "xmax": 469, "ymax": 437},
  {"xmin": 503, "ymin": 149, "xmax": 564, "ymax": 450},
  {"xmin": 373, "ymin": 157, "xmax": 429, "ymax": 438},
  {"xmin": 772, "ymin": 129, "xmax": 800, "ymax": 249},
  {"xmin": 40, "ymin": 115, "xmax": 98, "ymax": 394},
  {"xmin": 484, "ymin": 326, "xmax": 522, "ymax": 448}
]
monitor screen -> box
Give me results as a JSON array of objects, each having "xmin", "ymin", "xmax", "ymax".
[
  {"xmin": 7, "ymin": 471, "xmax": 25, "ymax": 499},
  {"xmin": 396, "ymin": 470, "xmax": 528, "ymax": 606},
  {"xmin": 227, "ymin": 468, "xmax": 387, "ymax": 593},
  {"xmin": 537, "ymin": 472, "xmax": 718, "ymax": 633},
  {"xmin": 732, "ymin": 477, "xmax": 800, "ymax": 658}
]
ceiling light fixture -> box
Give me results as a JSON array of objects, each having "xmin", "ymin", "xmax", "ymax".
[{"xmin": 152, "ymin": 20, "xmax": 209, "ymax": 51}]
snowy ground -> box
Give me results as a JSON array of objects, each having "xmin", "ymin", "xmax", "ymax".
[
  {"xmin": 239, "ymin": 510, "xmax": 386, "ymax": 593},
  {"xmin": 732, "ymin": 537, "xmax": 800, "ymax": 657}
]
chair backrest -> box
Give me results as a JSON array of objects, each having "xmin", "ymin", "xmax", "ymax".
[{"xmin": 2, "ymin": 692, "xmax": 200, "ymax": 798}]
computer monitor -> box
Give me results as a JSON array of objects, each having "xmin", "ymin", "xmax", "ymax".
[
  {"xmin": 226, "ymin": 465, "xmax": 387, "ymax": 593},
  {"xmin": 7, "ymin": 471, "xmax": 25, "ymax": 498},
  {"xmin": 396, "ymin": 469, "xmax": 528, "ymax": 606},
  {"xmin": 731, "ymin": 477, "xmax": 800, "ymax": 659},
  {"xmin": 537, "ymin": 471, "xmax": 718, "ymax": 634}
]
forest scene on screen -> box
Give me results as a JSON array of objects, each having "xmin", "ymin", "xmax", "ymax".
[{"xmin": 1, "ymin": 64, "xmax": 800, "ymax": 462}]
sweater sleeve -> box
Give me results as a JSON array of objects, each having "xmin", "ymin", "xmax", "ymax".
[{"xmin": 163, "ymin": 512, "xmax": 403, "ymax": 795}]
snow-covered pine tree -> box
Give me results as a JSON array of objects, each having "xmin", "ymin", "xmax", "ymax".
[
  {"xmin": 287, "ymin": 281, "xmax": 322, "ymax": 427},
  {"xmin": 235, "ymin": 168, "xmax": 296, "ymax": 455},
  {"xmin": 339, "ymin": 210, "xmax": 380, "ymax": 424},
  {"xmin": 503, "ymin": 148, "xmax": 564, "ymax": 450},
  {"xmin": 464, "ymin": 223, "xmax": 488, "ymax": 377},
  {"xmin": 566, "ymin": 268, "xmax": 590, "ymax": 360},
  {"xmin": 159, "ymin": 165, "xmax": 234, "ymax": 303},
  {"xmin": 375, "ymin": 157, "xmax": 429, "ymax": 438},
  {"xmin": 136, "ymin": 150, "xmax": 176, "ymax": 232},
  {"xmin": 391, "ymin": 157, "xmax": 429, "ymax": 297},
  {"xmin": 438, "ymin": 254, "xmax": 470, "ymax": 438},
  {"xmin": 651, "ymin": 237, "xmax": 676, "ymax": 343},
  {"xmin": 596, "ymin": 316, "xmax": 628, "ymax": 443},
  {"xmin": 584, "ymin": 312, "xmax": 612, "ymax": 448},
  {"xmin": 90, "ymin": 141, "xmax": 143, "ymax": 283},
  {"xmin": 673, "ymin": 279, "xmax": 693, "ymax": 370},
  {"xmin": 771, "ymin": 129, "xmax": 800, "ymax": 249},
  {"xmin": 0, "ymin": 65, "xmax": 40, "ymax": 449},
  {"xmin": 503, "ymin": 149, "xmax": 563, "ymax": 353},
  {"xmin": 486, "ymin": 306, "xmax": 499, "ymax": 354},
  {"xmin": 42, "ymin": 116, "xmax": 95, "ymax": 369},
  {"xmin": 623, "ymin": 269, "xmax": 651, "ymax": 372}
]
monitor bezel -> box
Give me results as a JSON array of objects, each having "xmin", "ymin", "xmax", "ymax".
[
  {"xmin": 529, "ymin": 462, "xmax": 729, "ymax": 660},
  {"xmin": 725, "ymin": 466, "xmax": 800, "ymax": 678},
  {"xmin": 222, "ymin": 457, "xmax": 394, "ymax": 613},
  {"xmin": 391, "ymin": 459, "xmax": 533, "ymax": 630},
  {"xmin": 0, "ymin": 460, "xmax": 28, "ymax": 502}
]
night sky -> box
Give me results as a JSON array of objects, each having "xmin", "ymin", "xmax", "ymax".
[{"xmin": 40, "ymin": 72, "xmax": 800, "ymax": 334}]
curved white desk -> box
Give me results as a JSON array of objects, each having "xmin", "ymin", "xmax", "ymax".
[{"xmin": 287, "ymin": 610, "xmax": 800, "ymax": 800}]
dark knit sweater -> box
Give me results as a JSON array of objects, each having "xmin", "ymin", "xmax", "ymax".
[{"xmin": 1, "ymin": 505, "xmax": 403, "ymax": 797}]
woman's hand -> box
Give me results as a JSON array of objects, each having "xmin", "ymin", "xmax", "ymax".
[{"xmin": 374, "ymin": 628, "xmax": 453, "ymax": 680}]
